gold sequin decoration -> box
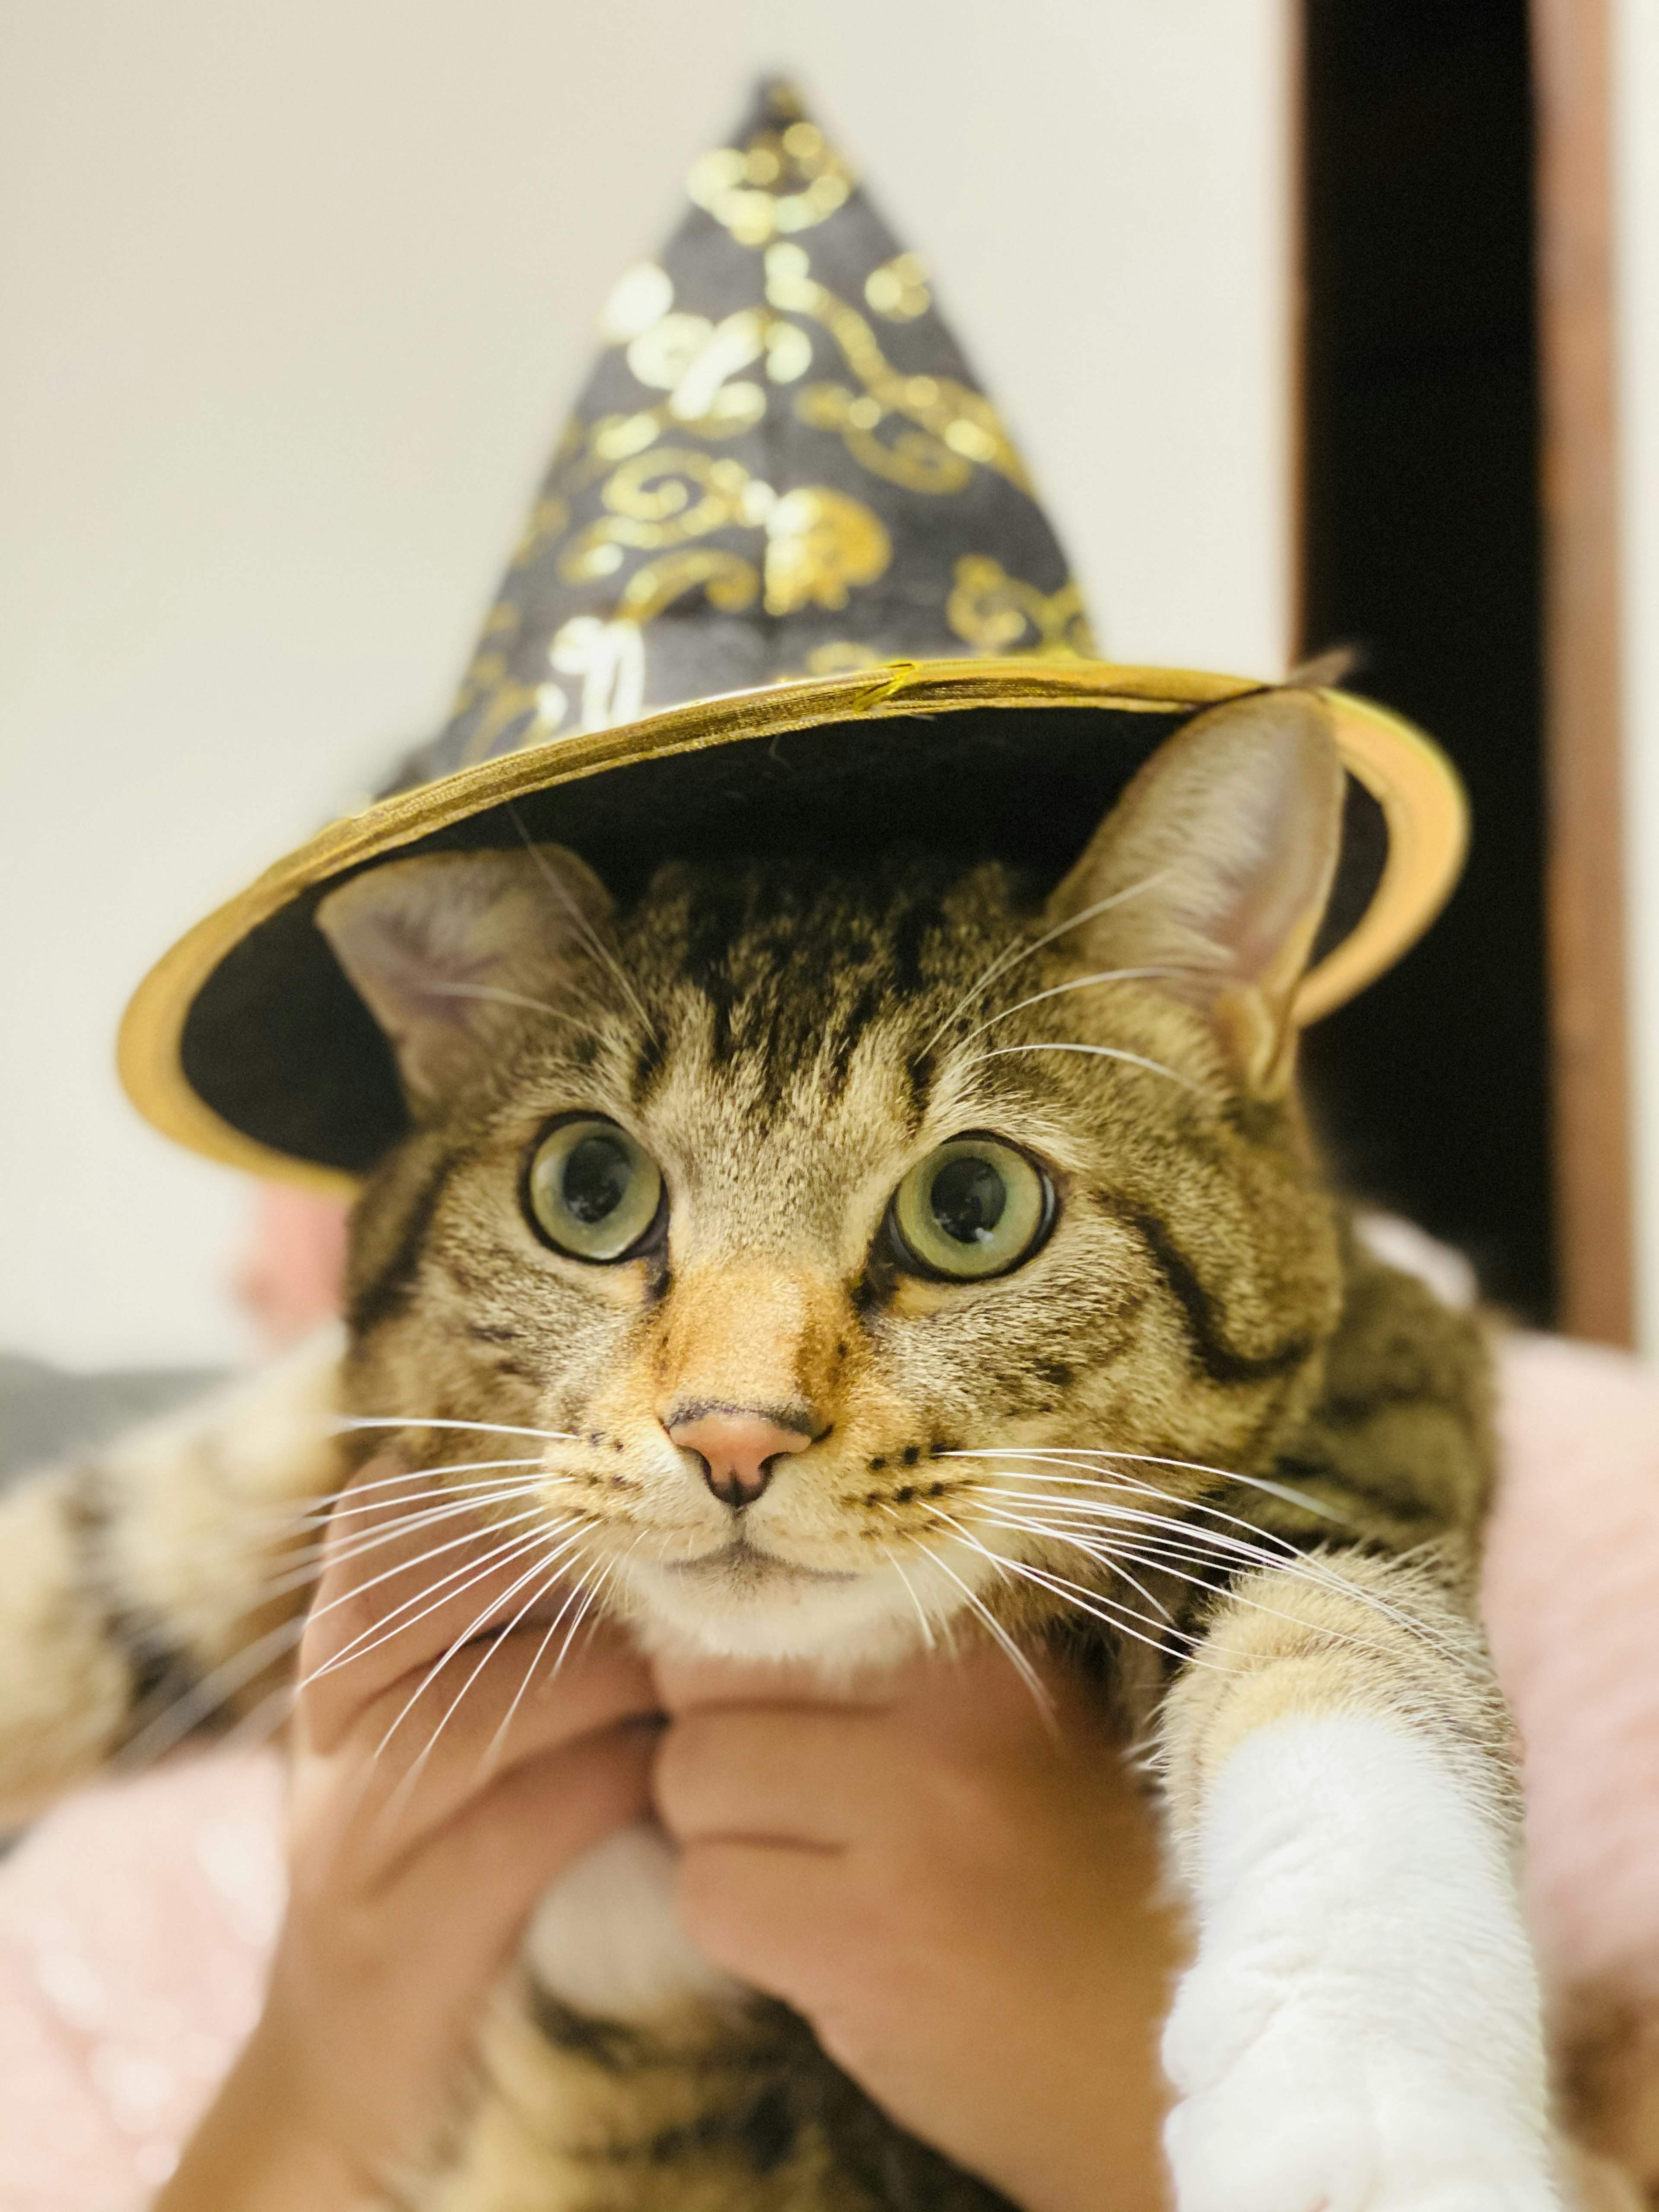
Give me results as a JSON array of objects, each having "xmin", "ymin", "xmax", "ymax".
[
  {"xmin": 454, "ymin": 603, "xmax": 567, "ymax": 763},
  {"xmin": 444, "ymin": 92, "xmax": 1068, "ymax": 763},
  {"xmin": 686, "ymin": 117, "xmax": 855, "ymax": 248},
  {"xmin": 557, "ymin": 449, "xmax": 771, "ymax": 579},
  {"xmin": 763, "ymin": 487, "xmax": 892, "ymax": 616},
  {"xmin": 766, "ymin": 244, "xmax": 1030, "ymax": 495},
  {"xmin": 619, "ymin": 549, "xmax": 760, "ymax": 623},
  {"xmin": 599, "ymin": 261, "xmax": 675, "ymax": 342},
  {"xmin": 864, "ymin": 251, "xmax": 931, "ymax": 321},
  {"xmin": 794, "ymin": 381, "xmax": 973, "ymax": 494},
  {"xmin": 945, "ymin": 554, "xmax": 1097, "ymax": 658}
]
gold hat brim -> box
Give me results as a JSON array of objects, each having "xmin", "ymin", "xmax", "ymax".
[{"xmin": 118, "ymin": 657, "xmax": 1467, "ymax": 1198}]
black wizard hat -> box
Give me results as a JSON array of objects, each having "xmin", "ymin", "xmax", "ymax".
[{"xmin": 121, "ymin": 80, "xmax": 1466, "ymax": 1195}]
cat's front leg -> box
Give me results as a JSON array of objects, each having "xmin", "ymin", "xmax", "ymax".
[
  {"xmin": 0, "ymin": 1327, "xmax": 345, "ymax": 1825},
  {"xmin": 1159, "ymin": 1555, "xmax": 1558, "ymax": 2212}
]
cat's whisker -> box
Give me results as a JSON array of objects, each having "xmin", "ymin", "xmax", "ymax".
[
  {"xmin": 301, "ymin": 1513, "xmax": 577, "ymax": 1684},
  {"xmin": 292, "ymin": 1494, "xmax": 566, "ymax": 1591},
  {"xmin": 889, "ymin": 1518, "xmax": 1052, "ymax": 1719},
  {"xmin": 479, "ymin": 1572, "xmax": 596, "ymax": 1779},
  {"xmin": 228, "ymin": 1462, "xmax": 554, "ymax": 1554},
  {"xmin": 976, "ymin": 1475, "xmax": 1351, "ymax": 1584},
  {"xmin": 1031, "ymin": 1522, "xmax": 1410, "ymax": 1663},
  {"xmin": 312, "ymin": 1476, "xmax": 566, "ymax": 1554},
  {"xmin": 226, "ymin": 1481, "xmax": 567, "ymax": 1626},
  {"xmin": 309, "ymin": 1522, "xmax": 592, "ymax": 1709},
  {"xmin": 380, "ymin": 1538, "xmax": 592, "ymax": 1817},
  {"xmin": 1058, "ymin": 1447, "xmax": 1350, "ymax": 1524},
  {"xmin": 508, "ymin": 800, "xmax": 659, "ymax": 1045},
  {"xmin": 968, "ymin": 1499, "xmax": 1184, "ymax": 1627},
  {"xmin": 959, "ymin": 1042, "xmax": 1202, "ymax": 1092},
  {"xmin": 974, "ymin": 1485, "xmax": 1314, "ymax": 1572},
  {"xmin": 955, "ymin": 967, "xmax": 1191, "ymax": 1049},
  {"xmin": 276, "ymin": 1456, "xmax": 551, "ymax": 1522},
  {"xmin": 116, "ymin": 1612, "xmax": 309, "ymax": 1770},
  {"xmin": 1039, "ymin": 1526, "xmax": 1177, "ymax": 1625},
  {"xmin": 269, "ymin": 1476, "xmax": 561, "ymax": 1570},
  {"xmin": 546, "ymin": 1551, "xmax": 619, "ymax": 1681},
  {"xmin": 254, "ymin": 1500, "xmax": 555, "ymax": 1624},
  {"xmin": 476, "ymin": 1532, "xmax": 639, "ymax": 1780},
  {"xmin": 979, "ymin": 1515, "xmax": 1311, "ymax": 1606},
  {"xmin": 423, "ymin": 981, "xmax": 610, "ymax": 1046},
  {"xmin": 879, "ymin": 1544, "xmax": 938, "ymax": 1651},
  {"xmin": 337, "ymin": 1417, "xmax": 577, "ymax": 1444},
  {"xmin": 927, "ymin": 1507, "xmax": 1218, "ymax": 1671},
  {"xmin": 948, "ymin": 1446, "xmax": 1349, "ymax": 1526},
  {"xmin": 302, "ymin": 1500, "xmax": 560, "ymax": 1636},
  {"xmin": 977, "ymin": 1492, "xmax": 1452, "ymax": 1660},
  {"xmin": 367, "ymin": 1524, "xmax": 592, "ymax": 1773},
  {"xmin": 216, "ymin": 1675, "xmax": 300, "ymax": 1755},
  {"xmin": 921, "ymin": 867, "xmax": 1176, "ymax": 1052},
  {"xmin": 953, "ymin": 1460, "xmax": 1324, "ymax": 1562}
]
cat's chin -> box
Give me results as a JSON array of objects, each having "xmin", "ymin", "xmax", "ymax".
[{"xmin": 612, "ymin": 1547, "xmax": 945, "ymax": 1667}]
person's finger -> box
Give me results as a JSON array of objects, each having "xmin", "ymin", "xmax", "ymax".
[
  {"xmin": 362, "ymin": 1721, "xmax": 658, "ymax": 1960},
  {"xmin": 673, "ymin": 1840, "xmax": 848, "ymax": 1998},
  {"xmin": 292, "ymin": 1632, "xmax": 659, "ymax": 1872},
  {"xmin": 653, "ymin": 1706, "xmax": 877, "ymax": 1850},
  {"xmin": 273, "ymin": 1719, "xmax": 658, "ymax": 2107},
  {"xmin": 652, "ymin": 1649, "xmax": 904, "ymax": 1714},
  {"xmin": 301, "ymin": 1475, "xmax": 603, "ymax": 1747}
]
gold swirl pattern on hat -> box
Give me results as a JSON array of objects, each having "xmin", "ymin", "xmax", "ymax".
[
  {"xmin": 765, "ymin": 243, "xmax": 1030, "ymax": 494},
  {"xmin": 686, "ymin": 113, "xmax": 855, "ymax": 246},
  {"xmin": 947, "ymin": 555, "xmax": 1097, "ymax": 659},
  {"xmin": 430, "ymin": 82, "xmax": 1092, "ymax": 771}
]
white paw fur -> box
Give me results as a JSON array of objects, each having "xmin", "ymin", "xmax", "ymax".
[
  {"xmin": 523, "ymin": 1822, "xmax": 742, "ymax": 2021},
  {"xmin": 1164, "ymin": 1716, "xmax": 1558, "ymax": 2212}
]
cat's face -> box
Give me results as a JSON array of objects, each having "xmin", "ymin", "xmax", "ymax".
[{"xmin": 324, "ymin": 693, "xmax": 1346, "ymax": 1663}]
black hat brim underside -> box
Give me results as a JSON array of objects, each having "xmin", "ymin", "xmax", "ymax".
[{"xmin": 178, "ymin": 700, "xmax": 1386, "ymax": 1178}]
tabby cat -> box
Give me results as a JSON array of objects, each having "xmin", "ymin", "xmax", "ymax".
[{"xmin": 0, "ymin": 689, "xmax": 1558, "ymax": 2209}]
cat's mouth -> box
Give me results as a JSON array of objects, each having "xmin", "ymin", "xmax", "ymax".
[{"xmin": 665, "ymin": 1536, "xmax": 860, "ymax": 1586}]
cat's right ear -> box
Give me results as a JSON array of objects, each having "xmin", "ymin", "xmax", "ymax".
[
  {"xmin": 1043, "ymin": 689, "xmax": 1344, "ymax": 1097},
  {"xmin": 315, "ymin": 844, "xmax": 614, "ymax": 1113}
]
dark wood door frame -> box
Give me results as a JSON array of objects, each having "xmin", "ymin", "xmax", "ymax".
[{"xmin": 1532, "ymin": 0, "xmax": 1634, "ymax": 1343}]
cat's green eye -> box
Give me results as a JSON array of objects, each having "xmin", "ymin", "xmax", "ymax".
[
  {"xmin": 889, "ymin": 1135, "xmax": 1054, "ymax": 1281},
  {"xmin": 525, "ymin": 1118, "xmax": 664, "ymax": 1262}
]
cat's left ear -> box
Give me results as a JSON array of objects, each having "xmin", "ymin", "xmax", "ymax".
[
  {"xmin": 315, "ymin": 844, "xmax": 615, "ymax": 1113},
  {"xmin": 1044, "ymin": 689, "xmax": 1344, "ymax": 1097}
]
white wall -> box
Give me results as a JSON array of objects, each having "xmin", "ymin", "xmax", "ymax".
[
  {"xmin": 0, "ymin": 0, "xmax": 1294, "ymax": 1370},
  {"xmin": 1616, "ymin": 0, "xmax": 1659, "ymax": 1356}
]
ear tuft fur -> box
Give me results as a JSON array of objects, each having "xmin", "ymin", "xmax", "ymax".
[
  {"xmin": 1046, "ymin": 690, "xmax": 1345, "ymax": 1095},
  {"xmin": 315, "ymin": 845, "xmax": 613, "ymax": 1112}
]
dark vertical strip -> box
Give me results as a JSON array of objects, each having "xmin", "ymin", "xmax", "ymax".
[{"xmin": 1300, "ymin": 0, "xmax": 1554, "ymax": 1321}]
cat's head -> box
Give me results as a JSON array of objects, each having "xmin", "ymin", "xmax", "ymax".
[{"xmin": 318, "ymin": 690, "xmax": 1347, "ymax": 1664}]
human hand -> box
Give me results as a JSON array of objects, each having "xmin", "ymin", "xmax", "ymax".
[
  {"xmin": 652, "ymin": 1646, "xmax": 1185, "ymax": 2212},
  {"xmin": 157, "ymin": 1456, "xmax": 659, "ymax": 2211}
]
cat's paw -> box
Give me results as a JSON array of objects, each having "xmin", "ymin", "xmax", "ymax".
[
  {"xmin": 1162, "ymin": 1716, "xmax": 1560, "ymax": 2212},
  {"xmin": 1162, "ymin": 1973, "xmax": 1560, "ymax": 2212}
]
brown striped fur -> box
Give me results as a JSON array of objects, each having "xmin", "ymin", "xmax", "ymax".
[{"xmin": 0, "ymin": 693, "xmax": 1520, "ymax": 2208}]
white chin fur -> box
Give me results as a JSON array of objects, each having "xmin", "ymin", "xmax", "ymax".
[{"xmin": 615, "ymin": 1555, "xmax": 941, "ymax": 1665}]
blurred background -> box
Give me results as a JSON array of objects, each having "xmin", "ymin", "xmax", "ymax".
[{"xmin": 0, "ymin": 0, "xmax": 1653, "ymax": 1370}]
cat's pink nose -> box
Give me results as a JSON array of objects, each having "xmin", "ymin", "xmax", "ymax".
[{"xmin": 665, "ymin": 1408, "xmax": 814, "ymax": 1508}]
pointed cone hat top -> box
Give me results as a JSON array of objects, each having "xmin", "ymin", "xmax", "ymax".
[
  {"xmin": 386, "ymin": 78, "xmax": 1094, "ymax": 794},
  {"xmin": 119, "ymin": 79, "xmax": 1468, "ymax": 1191}
]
